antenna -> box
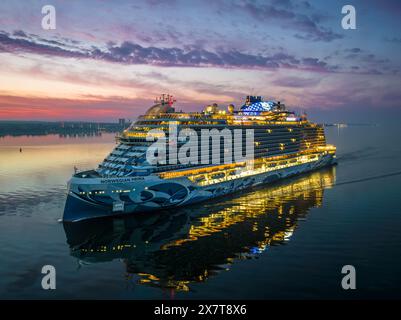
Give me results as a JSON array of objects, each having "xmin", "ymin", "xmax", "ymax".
[{"xmin": 155, "ymin": 94, "xmax": 175, "ymax": 106}]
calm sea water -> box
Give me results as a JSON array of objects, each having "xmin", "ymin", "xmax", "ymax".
[{"xmin": 0, "ymin": 126, "xmax": 400, "ymax": 299}]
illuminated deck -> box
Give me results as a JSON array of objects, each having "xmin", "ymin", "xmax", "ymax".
[{"xmin": 158, "ymin": 145, "xmax": 336, "ymax": 186}]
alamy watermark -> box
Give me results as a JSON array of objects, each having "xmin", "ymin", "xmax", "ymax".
[
  {"xmin": 41, "ymin": 5, "xmax": 56, "ymax": 30},
  {"xmin": 341, "ymin": 265, "xmax": 356, "ymax": 290},
  {"xmin": 146, "ymin": 123, "xmax": 255, "ymax": 168},
  {"xmin": 41, "ymin": 265, "xmax": 56, "ymax": 290},
  {"xmin": 341, "ymin": 5, "xmax": 356, "ymax": 30}
]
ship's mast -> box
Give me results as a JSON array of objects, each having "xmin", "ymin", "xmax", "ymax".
[{"xmin": 155, "ymin": 94, "xmax": 176, "ymax": 106}]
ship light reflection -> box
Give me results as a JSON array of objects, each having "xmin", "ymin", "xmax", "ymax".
[{"xmin": 64, "ymin": 167, "xmax": 336, "ymax": 292}]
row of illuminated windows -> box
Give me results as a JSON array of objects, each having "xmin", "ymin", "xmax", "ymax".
[{"xmin": 78, "ymin": 189, "xmax": 133, "ymax": 196}]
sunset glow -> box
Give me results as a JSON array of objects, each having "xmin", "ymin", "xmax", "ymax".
[{"xmin": 0, "ymin": 0, "xmax": 400, "ymax": 121}]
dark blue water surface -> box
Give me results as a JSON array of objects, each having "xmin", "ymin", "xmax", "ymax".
[{"xmin": 0, "ymin": 126, "xmax": 400, "ymax": 299}]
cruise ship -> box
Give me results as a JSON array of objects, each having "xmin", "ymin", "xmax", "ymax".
[{"xmin": 63, "ymin": 95, "xmax": 336, "ymax": 222}]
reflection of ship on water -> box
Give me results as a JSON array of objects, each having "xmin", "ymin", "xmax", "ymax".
[{"xmin": 63, "ymin": 167, "xmax": 335, "ymax": 292}]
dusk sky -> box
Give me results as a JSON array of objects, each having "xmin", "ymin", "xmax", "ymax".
[{"xmin": 0, "ymin": 0, "xmax": 400, "ymax": 122}]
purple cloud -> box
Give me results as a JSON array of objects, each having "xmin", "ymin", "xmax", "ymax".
[
  {"xmin": 0, "ymin": 31, "xmax": 86, "ymax": 59},
  {"xmin": 272, "ymin": 76, "xmax": 321, "ymax": 88},
  {"xmin": 231, "ymin": 0, "xmax": 343, "ymax": 42},
  {"xmin": 0, "ymin": 30, "xmax": 332, "ymax": 72}
]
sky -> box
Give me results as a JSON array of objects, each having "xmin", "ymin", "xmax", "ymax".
[{"xmin": 0, "ymin": 0, "xmax": 400, "ymax": 123}]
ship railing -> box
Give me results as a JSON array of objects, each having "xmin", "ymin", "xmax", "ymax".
[
  {"xmin": 195, "ymin": 154, "xmax": 322, "ymax": 187},
  {"xmin": 157, "ymin": 147, "xmax": 329, "ymax": 181}
]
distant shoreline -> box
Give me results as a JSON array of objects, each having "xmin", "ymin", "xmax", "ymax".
[
  {"xmin": 0, "ymin": 120, "xmax": 130, "ymax": 137},
  {"xmin": 323, "ymin": 123, "xmax": 378, "ymax": 127}
]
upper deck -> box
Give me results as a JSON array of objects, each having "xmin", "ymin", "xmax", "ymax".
[
  {"xmin": 119, "ymin": 95, "xmax": 309, "ymax": 143},
  {"xmin": 95, "ymin": 95, "xmax": 331, "ymax": 178}
]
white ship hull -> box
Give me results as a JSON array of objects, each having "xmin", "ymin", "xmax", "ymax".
[{"xmin": 63, "ymin": 153, "xmax": 336, "ymax": 222}]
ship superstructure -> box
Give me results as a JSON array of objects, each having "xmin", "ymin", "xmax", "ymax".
[{"xmin": 63, "ymin": 95, "xmax": 336, "ymax": 221}]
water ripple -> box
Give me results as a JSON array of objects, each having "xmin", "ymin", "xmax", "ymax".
[{"xmin": 0, "ymin": 185, "xmax": 66, "ymax": 217}]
